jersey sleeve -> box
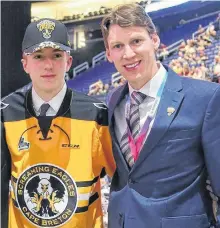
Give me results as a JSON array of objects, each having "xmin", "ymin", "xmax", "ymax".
[{"xmin": 97, "ymin": 124, "xmax": 116, "ymax": 177}]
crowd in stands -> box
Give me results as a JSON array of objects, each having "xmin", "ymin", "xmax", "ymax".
[
  {"xmin": 212, "ymin": 53, "xmax": 220, "ymax": 83},
  {"xmin": 169, "ymin": 23, "xmax": 219, "ymax": 81},
  {"xmin": 87, "ymin": 77, "xmax": 126, "ymax": 96},
  {"xmin": 87, "ymin": 80, "xmax": 110, "ymax": 96}
]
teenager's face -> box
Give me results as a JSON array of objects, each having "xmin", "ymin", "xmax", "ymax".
[{"xmin": 22, "ymin": 48, "xmax": 72, "ymax": 95}]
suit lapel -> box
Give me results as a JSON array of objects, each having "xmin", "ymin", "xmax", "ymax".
[
  {"xmin": 108, "ymin": 84, "xmax": 130, "ymax": 171},
  {"xmin": 131, "ymin": 68, "xmax": 184, "ymax": 172},
  {"xmin": 108, "ymin": 84, "xmax": 128, "ymax": 124}
]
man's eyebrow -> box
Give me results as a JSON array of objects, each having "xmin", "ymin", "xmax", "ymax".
[
  {"xmin": 109, "ymin": 41, "xmax": 122, "ymax": 46},
  {"xmin": 52, "ymin": 49, "xmax": 63, "ymax": 52},
  {"xmin": 33, "ymin": 50, "xmax": 43, "ymax": 54}
]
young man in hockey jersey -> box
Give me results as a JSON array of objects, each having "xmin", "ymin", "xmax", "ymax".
[{"xmin": 1, "ymin": 18, "xmax": 115, "ymax": 228}]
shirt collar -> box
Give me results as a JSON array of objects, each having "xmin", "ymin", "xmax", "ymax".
[
  {"xmin": 32, "ymin": 83, "xmax": 67, "ymax": 113},
  {"xmin": 128, "ymin": 63, "xmax": 167, "ymax": 98}
]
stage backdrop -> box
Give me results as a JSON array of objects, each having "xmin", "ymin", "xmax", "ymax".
[{"xmin": 1, "ymin": 1, "xmax": 31, "ymax": 97}]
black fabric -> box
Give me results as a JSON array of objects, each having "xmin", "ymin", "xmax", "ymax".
[
  {"xmin": 37, "ymin": 116, "xmax": 53, "ymax": 140},
  {"xmin": 1, "ymin": 123, "xmax": 11, "ymax": 228},
  {"xmin": 1, "ymin": 2, "xmax": 31, "ymax": 98},
  {"xmin": 2, "ymin": 86, "xmax": 108, "ymax": 126}
]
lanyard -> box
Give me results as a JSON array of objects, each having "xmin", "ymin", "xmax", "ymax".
[{"xmin": 125, "ymin": 72, "xmax": 167, "ymax": 161}]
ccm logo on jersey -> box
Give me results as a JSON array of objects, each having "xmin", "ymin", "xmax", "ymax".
[{"xmin": 62, "ymin": 144, "xmax": 80, "ymax": 149}]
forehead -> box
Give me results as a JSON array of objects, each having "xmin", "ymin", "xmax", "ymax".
[{"xmin": 107, "ymin": 24, "xmax": 149, "ymax": 42}]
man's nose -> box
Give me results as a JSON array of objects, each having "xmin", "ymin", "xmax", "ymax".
[{"xmin": 123, "ymin": 45, "xmax": 136, "ymax": 59}]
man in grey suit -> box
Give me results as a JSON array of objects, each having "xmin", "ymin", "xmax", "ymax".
[{"xmin": 101, "ymin": 3, "xmax": 220, "ymax": 228}]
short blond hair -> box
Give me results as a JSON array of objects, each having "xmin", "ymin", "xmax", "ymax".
[{"xmin": 101, "ymin": 3, "xmax": 157, "ymax": 48}]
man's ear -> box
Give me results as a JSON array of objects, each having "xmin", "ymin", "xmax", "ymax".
[
  {"xmin": 21, "ymin": 57, "xmax": 29, "ymax": 74},
  {"xmin": 151, "ymin": 33, "xmax": 160, "ymax": 51},
  {"xmin": 106, "ymin": 49, "xmax": 113, "ymax": 63}
]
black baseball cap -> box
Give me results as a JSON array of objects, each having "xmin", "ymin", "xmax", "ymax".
[{"xmin": 22, "ymin": 18, "xmax": 72, "ymax": 54}]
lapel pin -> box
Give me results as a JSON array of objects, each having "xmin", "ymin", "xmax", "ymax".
[{"xmin": 167, "ymin": 107, "xmax": 175, "ymax": 116}]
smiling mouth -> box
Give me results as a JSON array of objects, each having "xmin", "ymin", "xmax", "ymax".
[{"xmin": 124, "ymin": 61, "xmax": 141, "ymax": 70}]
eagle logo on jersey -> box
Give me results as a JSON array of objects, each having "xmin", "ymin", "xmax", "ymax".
[
  {"xmin": 37, "ymin": 20, "xmax": 55, "ymax": 39},
  {"xmin": 27, "ymin": 177, "xmax": 65, "ymax": 217},
  {"xmin": 16, "ymin": 164, "xmax": 78, "ymax": 227}
]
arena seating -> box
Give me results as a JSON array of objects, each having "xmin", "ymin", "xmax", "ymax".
[
  {"xmin": 160, "ymin": 14, "xmax": 217, "ymax": 45},
  {"xmin": 67, "ymin": 60, "xmax": 116, "ymax": 93}
]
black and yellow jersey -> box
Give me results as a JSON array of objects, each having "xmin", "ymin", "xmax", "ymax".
[{"xmin": 1, "ymin": 86, "xmax": 115, "ymax": 228}]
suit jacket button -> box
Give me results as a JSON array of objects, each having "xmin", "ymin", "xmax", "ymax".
[{"xmin": 128, "ymin": 178, "xmax": 134, "ymax": 184}]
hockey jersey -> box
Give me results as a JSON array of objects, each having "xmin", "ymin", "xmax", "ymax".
[{"xmin": 1, "ymin": 86, "xmax": 115, "ymax": 228}]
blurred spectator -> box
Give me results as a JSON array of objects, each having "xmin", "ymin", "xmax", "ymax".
[
  {"xmin": 171, "ymin": 61, "xmax": 183, "ymax": 75},
  {"xmin": 178, "ymin": 40, "xmax": 186, "ymax": 52},
  {"xmin": 199, "ymin": 62, "xmax": 209, "ymax": 80},
  {"xmin": 117, "ymin": 77, "xmax": 126, "ymax": 86},
  {"xmin": 206, "ymin": 23, "xmax": 217, "ymax": 39},
  {"xmin": 88, "ymin": 79, "xmax": 103, "ymax": 96},
  {"xmin": 199, "ymin": 50, "xmax": 208, "ymax": 61},
  {"xmin": 113, "ymin": 81, "xmax": 119, "ymax": 88},
  {"xmin": 182, "ymin": 62, "xmax": 190, "ymax": 77},
  {"xmin": 203, "ymin": 33, "xmax": 212, "ymax": 44},
  {"xmin": 197, "ymin": 24, "xmax": 205, "ymax": 35},
  {"xmin": 185, "ymin": 39, "xmax": 196, "ymax": 55},
  {"xmin": 213, "ymin": 56, "xmax": 220, "ymax": 78},
  {"xmin": 88, "ymin": 80, "xmax": 110, "ymax": 96},
  {"xmin": 189, "ymin": 66, "xmax": 196, "ymax": 77},
  {"xmin": 197, "ymin": 36, "xmax": 206, "ymax": 51}
]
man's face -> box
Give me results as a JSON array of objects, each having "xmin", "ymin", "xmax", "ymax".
[
  {"xmin": 106, "ymin": 25, "xmax": 160, "ymax": 88},
  {"xmin": 22, "ymin": 48, "xmax": 72, "ymax": 94}
]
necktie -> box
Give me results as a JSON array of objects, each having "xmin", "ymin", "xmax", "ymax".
[
  {"xmin": 39, "ymin": 103, "xmax": 50, "ymax": 116},
  {"xmin": 120, "ymin": 91, "xmax": 147, "ymax": 167},
  {"xmin": 129, "ymin": 91, "xmax": 147, "ymax": 139}
]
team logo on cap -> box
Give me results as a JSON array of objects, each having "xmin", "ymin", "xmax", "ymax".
[
  {"xmin": 37, "ymin": 20, "xmax": 56, "ymax": 39},
  {"xmin": 16, "ymin": 164, "xmax": 78, "ymax": 227}
]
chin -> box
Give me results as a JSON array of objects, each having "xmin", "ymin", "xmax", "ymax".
[
  {"xmin": 128, "ymin": 73, "xmax": 142, "ymax": 81},
  {"xmin": 43, "ymin": 86, "xmax": 57, "ymax": 92}
]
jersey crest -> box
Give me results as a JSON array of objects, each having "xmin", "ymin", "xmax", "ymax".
[{"xmin": 16, "ymin": 164, "xmax": 78, "ymax": 227}]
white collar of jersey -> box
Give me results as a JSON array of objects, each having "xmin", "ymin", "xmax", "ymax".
[
  {"xmin": 32, "ymin": 83, "xmax": 67, "ymax": 114},
  {"xmin": 128, "ymin": 62, "xmax": 167, "ymax": 99}
]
